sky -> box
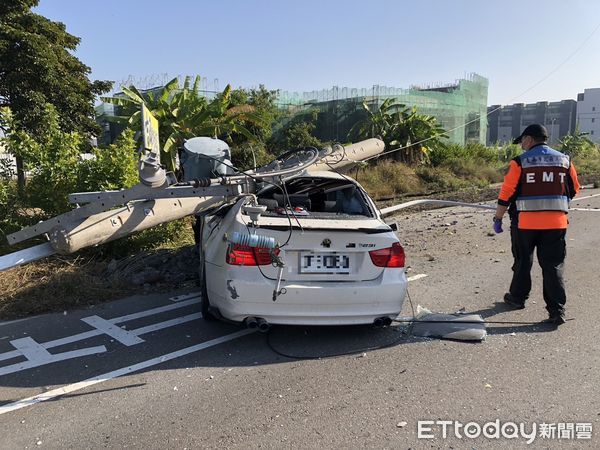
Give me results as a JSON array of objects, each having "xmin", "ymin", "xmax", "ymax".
[{"xmin": 35, "ymin": 0, "xmax": 600, "ymax": 106}]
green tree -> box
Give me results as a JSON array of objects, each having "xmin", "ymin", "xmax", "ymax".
[
  {"xmin": 559, "ymin": 128, "xmax": 598, "ymax": 159},
  {"xmin": 348, "ymin": 98, "xmax": 403, "ymax": 145},
  {"xmin": 0, "ymin": 0, "xmax": 112, "ymax": 188},
  {"xmin": 271, "ymin": 108, "xmax": 324, "ymax": 154},
  {"xmin": 1, "ymin": 105, "xmax": 138, "ymax": 218},
  {"xmin": 76, "ymin": 129, "xmax": 138, "ymax": 193},
  {"xmin": 102, "ymin": 76, "xmax": 264, "ymax": 172},
  {"xmin": 348, "ymin": 100, "xmax": 448, "ymax": 164},
  {"xmin": 225, "ymin": 85, "xmax": 280, "ymax": 170},
  {"xmin": 1, "ymin": 104, "xmax": 82, "ymax": 216},
  {"xmin": 226, "ymin": 85, "xmax": 280, "ymax": 146},
  {"xmin": 389, "ymin": 107, "xmax": 448, "ymax": 164}
]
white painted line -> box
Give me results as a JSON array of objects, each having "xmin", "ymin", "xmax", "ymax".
[
  {"xmin": 81, "ymin": 316, "xmax": 145, "ymax": 346},
  {"xmin": 381, "ymin": 199, "xmax": 495, "ymax": 217},
  {"xmin": 169, "ymin": 292, "xmax": 201, "ymax": 302},
  {"xmin": 571, "ymin": 207, "xmax": 600, "ymax": 211},
  {"xmin": 0, "ymin": 317, "xmax": 32, "ymax": 328},
  {"xmin": 0, "ymin": 309, "xmax": 203, "ymax": 374},
  {"xmin": 407, "ymin": 274, "xmax": 428, "ymax": 282},
  {"xmin": 108, "ymin": 297, "xmax": 200, "ymax": 324},
  {"xmin": 131, "ymin": 313, "xmax": 202, "ymax": 336},
  {"xmin": 10, "ymin": 337, "xmax": 52, "ymax": 362},
  {"xmin": 27, "ymin": 330, "xmax": 104, "ymax": 358},
  {"xmin": 0, "ymin": 329, "xmax": 254, "ymax": 415},
  {"xmin": 0, "ymin": 298, "xmax": 200, "ymax": 363},
  {"xmin": 572, "ymin": 193, "xmax": 600, "ymax": 202},
  {"xmin": 0, "ymin": 346, "xmax": 107, "ymax": 377}
]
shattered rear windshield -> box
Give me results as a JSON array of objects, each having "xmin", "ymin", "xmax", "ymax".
[{"xmin": 256, "ymin": 177, "xmax": 374, "ymax": 218}]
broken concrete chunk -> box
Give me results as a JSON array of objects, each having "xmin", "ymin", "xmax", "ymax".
[{"xmin": 411, "ymin": 306, "xmax": 486, "ymax": 341}]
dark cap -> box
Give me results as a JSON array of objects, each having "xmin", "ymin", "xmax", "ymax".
[{"xmin": 513, "ymin": 124, "xmax": 549, "ymax": 144}]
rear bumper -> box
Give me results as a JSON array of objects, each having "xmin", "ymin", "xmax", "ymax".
[{"xmin": 206, "ymin": 266, "xmax": 407, "ymax": 325}]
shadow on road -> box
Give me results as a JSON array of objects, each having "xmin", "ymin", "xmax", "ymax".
[
  {"xmin": 0, "ymin": 301, "xmax": 562, "ymax": 397},
  {"xmin": 0, "ymin": 320, "xmax": 420, "ymax": 393},
  {"xmin": 468, "ymin": 302, "xmax": 561, "ymax": 336}
]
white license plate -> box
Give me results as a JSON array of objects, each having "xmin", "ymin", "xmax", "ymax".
[{"xmin": 299, "ymin": 251, "xmax": 351, "ymax": 274}]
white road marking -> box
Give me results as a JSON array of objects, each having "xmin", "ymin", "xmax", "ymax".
[
  {"xmin": 571, "ymin": 207, "xmax": 600, "ymax": 211},
  {"xmin": 131, "ymin": 313, "xmax": 201, "ymax": 336},
  {"xmin": 572, "ymin": 193, "xmax": 600, "ymax": 202},
  {"xmin": 0, "ymin": 346, "xmax": 107, "ymax": 377},
  {"xmin": 381, "ymin": 199, "xmax": 495, "ymax": 217},
  {"xmin": 0, "ymin": 329, "xmax": 254, "ymax": 415},
  {"xmin": 0, "ymin": 317, "xmax": 32, "ymax": 328},
  {"xmin": 108, "ymin": 297, "xmax": 199, "ymax": 323},
  {"xmin": 9, "ymin": 337, "xmax": 52, "ymax": 362},
  {"xmin": 82, "ymin": 316, "xmax": 145, "ymax": 346},
  {"xmin": 0, "ymin": 298, "xmax": 200, "ymax": 363},
  {"xmin": 169, "ymin": 292, "xmax": 201, "ymax": 302},
  {"xmin": 407, "ymin": 274, "xmax": 428, "ymax": 282}
]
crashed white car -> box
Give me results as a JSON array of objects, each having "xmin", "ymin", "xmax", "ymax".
[
  {"xmin": 0, "ymin": 135, "xmax": 407, "ymax": 329},
  {"xmin": 197, "ymin": 171, "xmax": 407, "ymax": 329}
]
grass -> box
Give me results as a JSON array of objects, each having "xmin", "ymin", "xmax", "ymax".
[
  {"xmin": 357, "ymin": 158, "xmax": 505, "ymax": 199},
  {"xmin": 573, "ymin": 156, "xmax": 600, "ymax": 187},
  {"xmin": 0, "ymin": 254, "xmax": 135, "ymax": 320},
  {"xmin": 0, "ymin": 218, "xmax": 197, "ymax": 320}
]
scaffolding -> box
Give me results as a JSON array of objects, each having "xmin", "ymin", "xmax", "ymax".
[{"xmin": 276, "ymin": 73, "xmax": 489, "ymax": 145}]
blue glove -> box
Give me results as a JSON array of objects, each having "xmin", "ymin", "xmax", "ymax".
[{"xmin": 493, "ymin": 217, "xmax": 503, "ymax": 234}]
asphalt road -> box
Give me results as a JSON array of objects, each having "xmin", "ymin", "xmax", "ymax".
[{"xmin": 0, "ymin": 189, "xmax": 599, "ymax": 449}]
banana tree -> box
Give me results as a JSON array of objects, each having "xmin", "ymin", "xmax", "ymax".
[
  {"xmin": 348, "ymin": 98, "xmax": 407, "ymax": 145},
  {"xmin": 101, "ymin": 76, "xmax": 264, "ymax": 172},
  {"xmin": 389, "ymin": 107, "xmax": 448, "ymax": 164}
]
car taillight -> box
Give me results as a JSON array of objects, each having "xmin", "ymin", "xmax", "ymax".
[
  {"xmin": 369, "ymin": 242, "xmax": 405, "ymax": 268},
  {"xmin": 226, "ymin": 244, "xmax": 279, "ymax": 266}
]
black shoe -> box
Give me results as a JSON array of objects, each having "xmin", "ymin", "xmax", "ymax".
[
  {"xmin": 542, "ymin": 315, "xmax": 566, "ymax": 326},
  {"xmin": 503, "ymin": 293, "xmax": 525, "ymax": 310}
]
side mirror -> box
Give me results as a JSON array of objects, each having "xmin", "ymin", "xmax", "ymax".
[{"xmin": 386, "ymin": 222, "xmax": 398, "ymax": 231}]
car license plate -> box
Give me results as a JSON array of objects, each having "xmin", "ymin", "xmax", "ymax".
[{"xmin": 299, "ymin": 251, "xmax": 351, "ymax": 274}]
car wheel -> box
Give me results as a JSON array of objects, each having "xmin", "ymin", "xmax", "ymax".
[
  {"xmin": 199, "ymin": 263, "xmax": 216, "ymax": 321},
  {"xmin": 196, "ymin": 215, "xmax": 216, "ymax": 321}
]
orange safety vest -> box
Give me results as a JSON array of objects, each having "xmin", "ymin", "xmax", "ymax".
[
  {"xmin": 498, "ymin": 144, "xmax": 580, "ymax": 230},
  {"xmin": 516, "ymin": 147, "xmax": 570, "ymax": 212}
]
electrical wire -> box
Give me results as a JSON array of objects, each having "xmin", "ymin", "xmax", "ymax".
[
  {"xmin": 280, "ymin": 175, "xmax": 304, "ymax": 232},
  {"xmin": 192, "ymin": 151, "xmax": 296, "ymax": 247},
  {"xmin": 266, "ymin": 286, "xmax": 411, "ymax": 361},
  {"xmin": 360, "ymin": 20, "xmax": 600, "ymax": 163},
  {"xmin": 265, "ymin": 282, "xmax": 562, "ymax": 360},
  {"xmin": 265, "ymin": 325, "xmax": 410, "ymax": 360},
  {"xmin": 393, "ymin": 318, "xmax": 550, "ymax": 325}
]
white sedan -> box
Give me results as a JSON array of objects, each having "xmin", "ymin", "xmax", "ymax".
[{"xmin": 197, "ymin": 171, "xmax": 407, "ymax": 329}]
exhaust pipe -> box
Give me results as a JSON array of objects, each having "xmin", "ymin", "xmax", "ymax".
[
  {"xmin": 256, "ymin": 318, "xmax": 271, "ymax": 333},
  {"xmin": 373, "ymin": 316, "xmax": 392, "ymax": 327},
  {"xmin": 245, "ymin": 317, "xmax": 258, "ymax": 329}
]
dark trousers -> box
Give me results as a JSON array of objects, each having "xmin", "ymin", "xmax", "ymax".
[{"xmin": 509, "ymin": 229, "xmax": 567, "ymax": 316}]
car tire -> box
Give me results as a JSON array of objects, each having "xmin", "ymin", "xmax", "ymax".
[
  {"xmin": 199, "ymin": 263, "xmax": 216, "ymax": 321},
  {"xmin": 196, "ymin": 215, "xmax": 216, "ymax": 322}
]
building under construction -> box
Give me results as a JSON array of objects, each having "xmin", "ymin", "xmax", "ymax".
[{"xmin": 276, "ymin": 73, "xmax": 489, "ymax": 145}]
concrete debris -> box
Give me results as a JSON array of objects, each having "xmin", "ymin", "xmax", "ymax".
[{"xmin": 410, "ymin": 305, "xmax": 486, "ymax": 341}]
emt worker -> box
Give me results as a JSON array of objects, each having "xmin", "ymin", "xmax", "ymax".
[{"xmin": 493, "ymin": 124, "xmax": 580, "ymax": 326}]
